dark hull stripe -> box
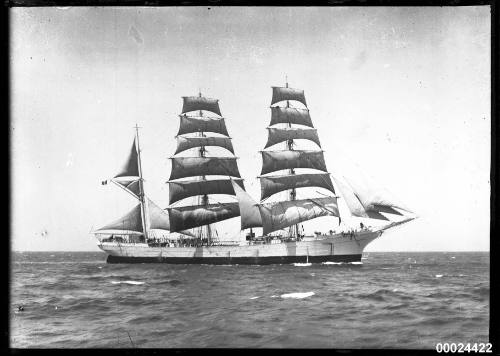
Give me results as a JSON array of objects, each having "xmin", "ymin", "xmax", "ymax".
[{"xmin": 106, "ymin": 254, "xmax": 362, "ymax": 265}]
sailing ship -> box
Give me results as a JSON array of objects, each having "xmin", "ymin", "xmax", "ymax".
[{"xmin": 94, "ymin": 84, "xmax": 416, "ymax": 264}]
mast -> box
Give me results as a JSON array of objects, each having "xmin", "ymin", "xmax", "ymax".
[
  {"xmin": 197, "ymin": 91, "xmax": 212, "ymax": 245},
  {"xmin": 253, "ymin": 81, "xmax": 339, "ymax": 236},
  {"xmin": 285, "ymin": 79, "xmax": 299, "ymax": 239},
  {"xmin": 135, "ymin": 124, "xmax": 149, "ymax": 241},
  {"xmin": 167, "ymin": 92, "xmax": 243, "ymax": 235}
]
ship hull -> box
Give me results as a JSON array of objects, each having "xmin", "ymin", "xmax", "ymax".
[
  {"xmin": 98, "ymin": 231, "xmax": 381, "ymax": 265},
  {"xmin": 106, "ymin": 253, "xmax": 362, "ymax": 264}
]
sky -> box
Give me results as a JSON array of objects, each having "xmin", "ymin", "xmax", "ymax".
[{"xmin": 10, "ymin": 6, "xmax": 490, "ymax": 251}]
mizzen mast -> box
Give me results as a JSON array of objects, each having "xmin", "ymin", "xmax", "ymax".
[{"xmin": 134, "ymin": 124, "xmax": 150, "ymax": 241}]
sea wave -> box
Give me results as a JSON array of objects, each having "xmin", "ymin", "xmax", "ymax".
[
  {"xmin": 110, "ymin": 280, "xmax": 145, "ymax": 285},
  {"xmin": 280, "ymin": 292, "xmax": 315, "ymax": 299}
]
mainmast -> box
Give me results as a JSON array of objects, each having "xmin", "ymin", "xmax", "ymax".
[
  {"xmin": 166, "ymin": 92, "xmax": 244, "ymax": 238},
  {"xmin": 285, "ymin": 79, "xmax": 299, "ymax": 239},
  {"xmin": 197, "ymin": 91, "xmax": 212, "ymax": 244}
]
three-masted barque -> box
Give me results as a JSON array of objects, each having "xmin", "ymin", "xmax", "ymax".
[{"xmin": 94, "ymin": 85, "xmax": 416, "ymax": 264}]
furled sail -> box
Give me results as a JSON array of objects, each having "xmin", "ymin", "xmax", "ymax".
[
  {"xmin": 271, "ymin": 86, "xmax": 307, "ymax": 107},
  {"xmin": 169, "ymin": 157, "xmax": 241, "ymax": 181},
  {"xmin": 259, "ymin": 197, "xmax": 339, "ymax": 235},
  {"xmin": 181, "ymin": 96, "xmax": 222, "ymax": 116},
  {"xmin": 260, "ymin": 150, "xmax": 328, "ymax": 175},
  {"xmin": 114, "ymin": 139, "xmax": 139, "ymax": 178},
  {"xmin": 177, "ymin": 116, "xmax": 229, "ymax": 137},
  {"xmin": 167, "ymin": 202, "xmax": 240, "ymax": 232},
  {"xmin": 231, "ymin": 179, "xmax": 263, "ymax": 230},
  {"xmin": 259, "ymin": 173, "xmax": 335, "ymax": 200},
  {"xmin": 169, "ymin": 178, "xmax": 245, "ymax": 204},
  {"xmin": 114, "ymin": 178, "xmax": 141, "ymax": 198},
  {"xmin": 96, "ymin": 204, "xmax": 143, "ymax": 234},
  {"xmin": 270, "ymin": 107, "xmax": 313, "ymax": 128},
  {"xmin": 265, "ymin": 127, "xmax": 321, "ymax": 148},
  {"xmin": 175, "ymin": 136, "xmax": 234, "ymax": 155}
]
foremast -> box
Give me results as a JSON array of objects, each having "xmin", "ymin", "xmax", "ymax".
[{"xmin": 230, "ymin": 81, "xmax": 340, "ymax": 237}]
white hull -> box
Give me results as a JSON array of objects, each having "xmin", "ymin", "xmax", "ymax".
[{"xmin": 97, "ymin": 230, "xmax": 381, "ymax": 264}]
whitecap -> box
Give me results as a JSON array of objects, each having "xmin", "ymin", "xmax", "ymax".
[
  {"xmin": 249, "ymin": 296, "xmax": 260, "ymax": 300},
  {"xmin": 270, "ymin": 295, "xmax": 278, "ymax": 298},
  {"xmin": 322, "ymin": 262, "xmax": 343, "ymax": 265},
  {"xmin": 435, "ymin": 274, "xmax": 443, "ymax": 278},
  {"xmin": 111, "ymin": 280, "xmax": 145, "ymax": 285},
  {"xmin": 281, "ymin": 292, "xmax": 315, "ymax": 299},
  {"xmin": 294, "ymin": 263, "xmax": 311, "ymax": 267},
  {"xmin": 350, "ymin": 262, "xmax": 363, "ymax": 265},
  {"xmin": 451, "ymin": 256, "xmax": 456, "ymax": 259}
]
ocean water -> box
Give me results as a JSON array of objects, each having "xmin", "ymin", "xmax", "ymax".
[{"xmin": 10, "ymin": 251, "xmax": 489, "ymax": 348}]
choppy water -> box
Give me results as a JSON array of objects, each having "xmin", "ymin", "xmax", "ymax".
[{"xmin": 10, "ymin": 251, "xmax": 489, "ymax": 348}]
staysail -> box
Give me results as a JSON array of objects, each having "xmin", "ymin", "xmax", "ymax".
[{"xmin": 331, "ymin": 173, "xmax": 413, "ymax": 221}]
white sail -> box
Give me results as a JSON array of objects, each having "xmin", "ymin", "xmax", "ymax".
[
  {"xmin": 259, "ymin": 173, "xmax": 335, "ymax": 200},
  {"xmin": 265, "ymin": 127, "xmax": 321, "ymax": 148},
  {"xmin": 96, "ymin": 204, "xmax": 143, "ymax": 234},
  {"xmin": 175, "ymin": 136, "xmax": 234, "ymax": 155},
  {"xmin": 261, "ymin": 150, "xmax": 328, "ymax": 175},
  {"xmin": 259, "ymin": 197, "xmax": 338, "ymax": 235},
  {"xmin": 167, "ymin": 202, "xmax": 240, "ymax": 232},
  {"xmin": 231, "ymin": 179, "xmax": 263, "ymax": 230},
  {"xmin": 169, "ymin": 178, "xmax": 245, "ymax": 204},
  {"xmin": 270, "ymin": 107, "xmax": 313, "ymax": 128},
  {"xmin": 114, "ymin": 139, "xmax": 139, "ymax": 178},
  {"xmin": 177, "ymin": 116, "xmax": 229, "ymax": 137},
  {"xmin": 169, "ymin": 157, "xmax": 241, "ymax": 180},
  {"xmin": 340, "ymin": 173, "xmax": 412, "ymax": 213},
  {"xmin": 181, "ymin": 96, "xmax": 222, "ymax": 116},
  {"xmin": 231, "ymin": 179, "xmax": 339, "ymax": 235},
  {"xmin": 271, "ymin": 86, "xmax": 307, "ymax": 107},
  {"xmin": 114, "ymin": 178, "xmax": 141, "ymax": 198}
]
